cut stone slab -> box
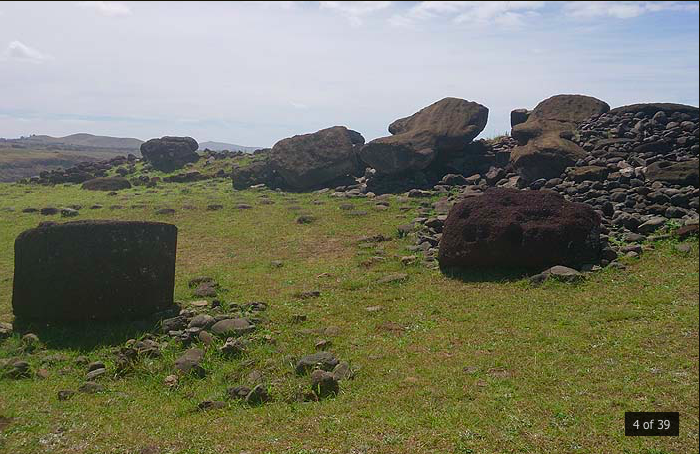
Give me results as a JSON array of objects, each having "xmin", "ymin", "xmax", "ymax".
[{"xmin": 12, "ymin": 220, "xmax": 177, "ymax": 321}]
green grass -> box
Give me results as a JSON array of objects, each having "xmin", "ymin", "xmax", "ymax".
[{"xmin": 0, "ymin": 175, "xmax": 698, "ymax": 454}]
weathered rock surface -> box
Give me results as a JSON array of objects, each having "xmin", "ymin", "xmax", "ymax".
[
  {"xmin": 645, "ymin": 160, "xmax": 699, "ymax": 187},
  {"xmin": 232, "ymin": 158, "xmax": 278, "ymax": 189},
  {"xmin": 511, "ymin": 94, "xmax": 610, "ymax": 144},
  {"xmin": 438, "ymin": 188, "xmax": 601, "ymax": 270},
  {"xmin": 12, "ymin": 220, "xmax": 177, "ymax": 321},
  {"xmin": 268, "ymin": 126, "xmax": 365, "ymax": 190},
  {"xmin": 510, "ymin": 134, "xmax": 587, "ymax": 181},
  {"xmin": 360, "ymin": 98, "xmax": 488, "ymax": 175}
]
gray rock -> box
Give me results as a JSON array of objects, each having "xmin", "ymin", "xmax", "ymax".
[
  {"xmin": 296, "ymin": 352, "xmax": 339, "ymax": 374},
  {"xmin": 174, "ymin": 348, "xmax": 205, "ymax": 377},
  {"xmin": 210, "ymin": 318, "xmax": 255, "ymax": 337},
  {"xmin": 311, "ymin": 369, "xmax": 339, "ymax": 398}
]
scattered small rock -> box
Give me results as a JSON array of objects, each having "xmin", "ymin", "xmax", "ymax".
[
  {"xmin": 310, "ymin": 370, "xmax": 339, "ymax": 398},
  {"xmin": 296, "ymin": 352, "xmax": 339, "ymax": 374},
  {"xmin": 58, "ymin": 390, "xmax": 76, "ymax": 401}
]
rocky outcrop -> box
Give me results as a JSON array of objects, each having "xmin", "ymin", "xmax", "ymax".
[
  {"xmin": 438, "ymin": 188, "xmax": 601, "ymax": 270},
  {"xmin": 360, "ymin": 98, "xmax": 488, "ymax": 175},
  {"xmin": 22, "ymin": 155, "xmax": 135, "ymax": 186},
  {"xmin": 12, "ymin": 220, "xmax": 178, "ymax": 321},
  {"xmin": 140, "ymin": 136, "xmax": 200, "ymax": 172},
  {"xmin": 268, "ymin": 126, "xmax": 365, "ymax": 190}
]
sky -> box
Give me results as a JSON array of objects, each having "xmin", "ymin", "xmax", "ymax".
[{"xmin": 0, "ymin": 1, "xmax": 698, "ymax": 147}]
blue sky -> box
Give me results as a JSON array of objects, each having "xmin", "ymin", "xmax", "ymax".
[{"xmin": 1, "ymin": 1, "xmax": 698, "ymax": 147}]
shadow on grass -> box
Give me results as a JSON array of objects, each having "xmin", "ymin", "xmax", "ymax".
[
  {"xmin": 439, "ymin": 265, "xmax": 531, "ymax": 283},
  {"xmin": 12, "ymin": 316, "xmax": 163, "ymax": 351}
]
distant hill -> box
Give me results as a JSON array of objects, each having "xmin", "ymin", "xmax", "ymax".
[
  {"xmin": 198, "ymin": 141, "xmax": 260, "ymax": 153},
  {"xmin": 13, "ymin": 133, "xmax": 143, "ymax": 151}
]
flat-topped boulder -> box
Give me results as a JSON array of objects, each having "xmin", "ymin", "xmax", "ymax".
[
  {"xmin": 359, "ymin": 97, "xmax": 488, "ymax": 174},
  {"xmin": 81, "ymin": 177, "xmax": 132, "ymax": 191},
  {"xmin": 438, "ymin": 188, "xmax": 601, "ymax": 271},
  {"xmin": 12, "ymin": 220, "xmax": 177, "ymax": 321},
  {"xmin": 268, "ymin": 126, "xmax": 365, "ymax": 190},
  {"xmin": 140, "ymin": 136, "xmax": 200, "ymax": 172}
]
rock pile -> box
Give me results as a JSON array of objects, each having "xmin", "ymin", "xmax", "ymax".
[
  {"xmin": 401, "ymin": 100, "xmax": 698, "ymax": 266},
  {"xmin": 21, "ymin": 154, "xmax": 137, "ymax": 185}
]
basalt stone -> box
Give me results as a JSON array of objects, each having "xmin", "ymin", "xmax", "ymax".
[
  {"xmin": 269, "ymin": 126, "xmax": 365, "ymax": 190},
  {"xmin": 645, "ymin": 160, "xmax": 699, "ymax": 188},
  {"xmin": 12, "ymin": 220, "xmax": 177, "ymax": 321},
  {"xmin": 609, "ymin": 103, "xmax": 699, "ymax": 117},
  {"xmin": 510, "ymin": 108, "xmax": 531, "ymax": 128},
  {"xmin": 512, "ymin": 94, "xmax": 610, "ymax": 144},
  {"xmin": 81, "ymin": 177, "xmax": 132, "ymax": 191},
  {"xmin": 438, "ymin": 188, "xmax": 601, "ymax": 270},
  {"xmin": 295, "ymin": 351, "xmax": 339, "ymax": 374},
  {"xmin": 360, "ymin": 97, "xmax": 488, "ymax": 175},
  {"xmin": 210, "ymin": 318, "xmax": 255, "ymax": 337},
  {"xmin": 510, "ymin": 134, "xmax": 587, "ymax": 182},
  {"xmin": 140, "ymin": 136, "xmax": 200, "ymax": 172}
]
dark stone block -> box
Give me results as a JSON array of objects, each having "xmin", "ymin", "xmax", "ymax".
[
  {"xmin": 12, "ymin": 220, "xmax": 177, "ymax": 321},
  {"xmin": 438, "ymin": 188, "xmax": 601, "ymax": 271}
]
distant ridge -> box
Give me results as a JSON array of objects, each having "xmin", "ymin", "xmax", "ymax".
[{"xmin": 198, "ymin": 141, "xmax": 260, "ymax": 153}]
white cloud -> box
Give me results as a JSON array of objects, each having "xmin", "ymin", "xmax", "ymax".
[
  {"xmin": 320, "ymin": 1, "xmax": 392, "ymax": 26},
  {"xmin": 2, "ymin": 41, "xmax": 51, "ymax": 63},
  {"xmin": 391, "ymin": 1, "xmax": 545, "ymax": 28},
  {"xmin": 563, "ymin": 1, "xmax": 699, "ymax": 19},
  {"xmin": 290, "ymin": 101, "xmax": 309, "ymax": 110},
  {"xmin": 76, "ymin": 1, "xmax": 131, "ymax": 17}
]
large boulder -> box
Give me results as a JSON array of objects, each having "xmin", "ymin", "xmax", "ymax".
[
  {"xmin": 438, "ymin": 188, "xmax": 601, "ymax": 271},
  {"xmin": 359, "ymin": 97, "xmax": 489, "ymax": 175},
  {"xmin": 510, "ymin": 133, "xmax": 587, "ymax": 182},
  {"xmin": 140, "ymin": 136, "xmax": 199, "ymax": 172},
  {"xmin": 81, "ymin": 177, "xmax": 132, "ymax": 191},
  {"xmin": 645, "ymin": 160, "xmax": 699, "ymax": 187},
  {"xmin": 268, "ymin": 126, "xmax": 364, "ymax": 190},
  {"xmin": 12, "ymin": 220, "xmax": 177, "ymax": 321},
  {"xmin": 512, "ymin": 94, "xmax": 610, "ymax": 144}
]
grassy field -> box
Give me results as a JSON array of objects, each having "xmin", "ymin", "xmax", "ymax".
[{"xmin": 0, "ymin": 171, "xmax": 697, "ymax": 454}]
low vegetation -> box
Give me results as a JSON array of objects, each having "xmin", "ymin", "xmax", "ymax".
[{"xmin": 0, "ymin": 172, "xmax": 697, "ymax": 454}]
